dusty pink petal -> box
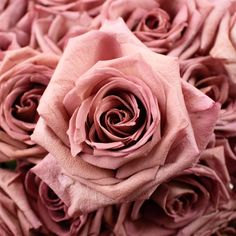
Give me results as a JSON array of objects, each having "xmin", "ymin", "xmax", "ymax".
[
  {"xmin": 181, "ymin": 80, "xmax": 220, "ymax": 150},
  {"xmin": 35, "ymin": 0, "xmax": 105, "ymax": 15},
  {"xmin": 200, "ymin": 0, "xmax": 231, "ymax": 52},
  {"xmin": 0, "ymin": 168, "xmax": 41, "ymax": 235},
  {"xmin": 0, "ymin": 130, "xmax": 46, "ymax": 162},
  {"xmin": 31, "ymin": 9, "xmax": 92, "ymax": 55},
  {"xmin": 0, "ymin": 0, "xmax": 27, "ymax": 31},
  {"xmin": 200, "ymin": 146, "xmax": 231, "ymax": 187},
  {"xmin": 215, "ymin": 138, "xmax": 236, "ymax": 194},
  {"xmin": 215, "ymin": 99, "xmax": 236, "ymax": 138},
  {"xmin": 30, "ymin": 153, "xmax": 116, "ymax": 214},
  {"xmin": 210, "ymin": 7, "xmax": 236, "ymax": 97},
  {"xmin": 177, "ymin": 207, "xmax": 236, "ymax": 235},
  {"xmin": 27, "ymin": 154, "xmax": 124, "ymax": 234}
]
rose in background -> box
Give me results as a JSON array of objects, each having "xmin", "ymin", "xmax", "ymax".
[
  {"xmin": 215, "ymin": 98, "xmax": 236, "ymax": 138},
  {"xmin": 29, "ymin": 5, "xmax": 93, "ymax": 55},
  {"xmin": 0, "ymin": 0, "xmax": 35, "ymax": 59},
  {"xmin": 178, "ymin": 205, "xmax": 236, "ymax": 235},
  {"xmin": 32, "ymin": 19, "xmax": 219, "ymax": 213},
  {"xmin": 113, "ymin": 147, "xmax": 230, "ymax": 236},
  {"xmin": 92, "ymin": 0, "xmax": 230, "ymax": 59},
  {"xmin": 34, "ymin": 0, "xmax": 106, "ymax": 16},
  {"xmin": 0, "ymin": 47, "xmax": 58, "ymax": 162},
  {"xmin": 0, "ymin": 168, "xmax": 41, "ymax": 235},
  {"xmin": 214, "ymin": 138, "xmax": 236, "ymax": 196},
  {"xmin": 24, "ymin": 154, "xmax": 117, "ymax": 235},
  {"xmin": 210, "ymin": 1, "xmax": 236, "ymax": 97},
  {"xmin": 0, "ymin": 0, "xmax": 103, "ymax": 59},
  {"xmin": 180, "ymin": 56, "xmax": 229, "ymax": 105}
]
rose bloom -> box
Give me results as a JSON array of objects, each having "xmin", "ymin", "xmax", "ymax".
[
  {"xmin": 24, "ymin": 154, "xmax": 117, "ymax": 235},
  {"xmin": 178, "ymin": 206, "xmax": 236, "ymax": 236},
  {"xmin": 92, "ymin": 0, "xmax": 230, "ymax": 58},
  {"xmin": 0, "ymin": 47, "xmax": 58, "ymax": 162},
  {"xmin": 0, "ymin": 168, "xmax": 41, "ymax": 235},
  {"xmin": 114, "ymin": 151, "xmax": 229, "ymax": 236},
  {"xmin": 210, "ymin": 1, "xmax": 236, "ymax": 97},
  {"xmin": 32, "ymin": 19, "xmax": 219, "ymax": 210},
  {"xmin": 0, "ymin": 0, "xmax": 34, "ymax": 56},
  {"xmin": 30, "ymin": 7, "xmax": 93, "ymax": 55},
  {"xmin": 35, "ymin": 0, "xmax": 105, "ymax": 16},
  {"xmin": 215, "ymin": 137, "xmax": 236, "ymax": 195},
  {"xmin": 180, "ymin": 56, "xmax": 229, "ymax": 105},
  {"xmin": 215, "ymin": 98, "xmax": 236, "ymax": 138}
]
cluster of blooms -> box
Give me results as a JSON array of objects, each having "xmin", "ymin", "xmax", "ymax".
[{"xmin": 0, "ymin": 0, "xmax": 236, "ymax": 235}]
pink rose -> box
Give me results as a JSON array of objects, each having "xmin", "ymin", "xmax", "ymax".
[
  {"xmin": 180, "ymin": 56, "xmax": 229, "ymax": 105},
  {"xmin": 0, "ymin": 0, "xmax": 34, "ymax": 52},
  {"xmin": 35, "ymin": 0, "xmax": 105, "ymax": 16},
  {"xmin": 93, "ymin": 0, "xmax": 230, "ymax": 58},
  {"xmin": 24, "ymin": 154, "xmax": 117, "ymax": 235},
  {"xmin": 215, "ymin": 99, "xmax": 236, "ymax": 138},
  {"xmin": 0, "ymin": 32, "xmax": 20, "ymax": 61},
  {"xmin": 0, "ymin": 168, "xmax": 41, "ymax": 235},
  {"xmin": 178, "ymin": 205, "xmax": 236, "ymax": 236},
  {"xmin": 0, "ymin": 48, "xmax": 58, "ymax": 162},
  {"xmin": 30, "ymin": 8, "xmax": 93, "ymax": 55},
  {"xmin": 215, "ymin": 138, "xmax": 236, "ymax": 195},
  {"xmin": 115, "ymin": 160, "xmax": 229, "ymax": 235},
  {"xmin": 0, "ymin": 0, "xmax": 27, "ymax": 31},
  {"xmin": 32, "ymin": 19, "xmax": 219, "ymax": 210},
  {"xmin": 210, "ymin": 1, "xmax": 236, "ymax": 97}
]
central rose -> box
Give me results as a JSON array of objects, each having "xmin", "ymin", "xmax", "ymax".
[
  {"xmin": 32, "ymin": 19, "xmax": 219, "ymax": 210},
  {"xmin": 64, "ymin": 66, "xmax": 160, "ymax": 169}
]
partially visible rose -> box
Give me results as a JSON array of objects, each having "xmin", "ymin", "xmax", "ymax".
[
  {"xmin": 215, "ymin": 138, "xmax": 236, "ymax": 195},
  {"xmin": 180, "ymin": 56, "xmax": 229, "ymax": 105},
  {"xmin": 25, "ymin": 170, "xmax": 88, "ymax": 235},
  {"xmin": 210, "ymin": 1, "xmax": 236, "ymax": 97},
  {"xmin": 178, "ymin": 205, "xmax": 236, "ymax": 236},
  {"xmin": 0, "ymin": 0, "xmax": 27, "ymax": 31},
  {"xmin": 24, "ymin": 154, "xmax": 117, "ymax": 235},
  {"xmin": 93, "ymin": 0, "xmax": 230, "ymax": 58},
  {"xmin": 116, "ymin": 162, "xmax": 229, "ymax": 236},
  {"xmin": 31, "ymin": 9, "xmax": 93, "ymax": 55},
  {"xmin": 0, "ymin": 32, "xmax": 20, "ymax": 61},
  {"xmin": 200, "ymin": 146, "xmax": 232, "ymax": 190},
  {"xmin": 0, "ymin": 0, "xmax": 34, "ymax": 56},
  {"xmin": 0, "ymin": 168, "xmax": 41, "ymax": 235},
  {"xmin": 215, "ymin": 99, "xmax": 236, "ymax": 138},
  {"xmin": 0, "ymin": 47, "xmax": 59, "ymax": 162},
  {"xmin": 32, "ymin": 19, "xmax": 219, "ymax": 211},
  {"xmin": 35, "ymin": 0, "xmax": 105, "ymax": 16}
]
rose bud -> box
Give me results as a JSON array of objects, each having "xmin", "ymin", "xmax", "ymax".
[
  {"xmin": 32, "ymin": 19, "xmax": 219, "ymax": 211},
  {"xmin": 0, "ymin": 47, "xmax": 59, "ymax": 162},
  {"xmin": 0, "ymin": 168, "xmax": 41, "ymax": 235}
]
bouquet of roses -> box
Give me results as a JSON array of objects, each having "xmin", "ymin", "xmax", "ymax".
[{"xmin": 0, "ymin": 0, "xmax": 236, "ymax": 235}]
